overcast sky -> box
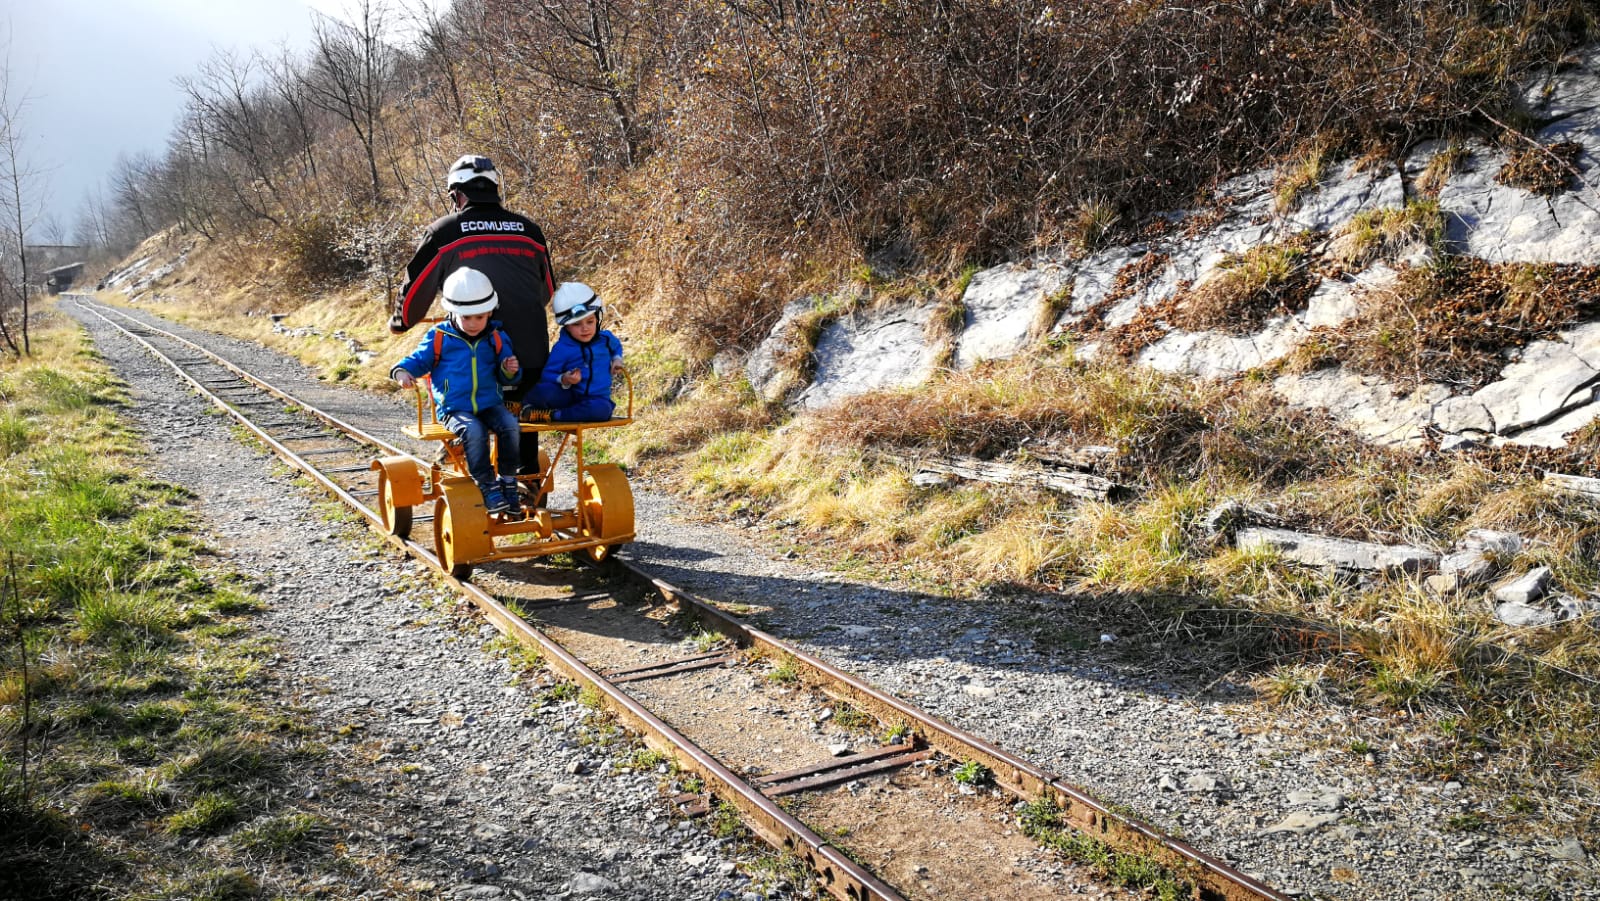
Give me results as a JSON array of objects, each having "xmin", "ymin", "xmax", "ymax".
[{"xmin": 5, "ymin": 0, "xmax": 438, "ymax": 242}]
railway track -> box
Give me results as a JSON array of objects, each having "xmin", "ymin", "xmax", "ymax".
[{"xmin": 74, "ymin": 297, "xmax": 1291, "ymax": 901}]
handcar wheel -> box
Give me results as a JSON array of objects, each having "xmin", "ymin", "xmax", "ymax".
[
  {"xmin": 578, "ymin": 464, "xmax": 634, "ymax": 563},
  {"xmin": 377, "ymin": 470, "xmax": 413, "ymax": 539},
  {"xmin": 432, "ymin": 497, "xmax": 477, "ymax": 582}
]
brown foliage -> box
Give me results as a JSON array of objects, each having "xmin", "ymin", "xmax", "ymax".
[
  {"xmin": 114, "ymin": 0, "xmax": 1600, "ymax": 355},
  {"xmin": 1496, "ymin": 138, "xmax": 1585, "ymax": 195},
  {"xmin": 804, "ymin": 359, "xmax": 1377, "ymax": 489},
  {"xmin": 1337, "ymin": 258, "xmax": 1600, "ymax": 389}
]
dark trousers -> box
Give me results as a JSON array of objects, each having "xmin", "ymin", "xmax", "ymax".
[{"xmin": 443, "ymin": 405, "xmax": 521, "ymax": 490}]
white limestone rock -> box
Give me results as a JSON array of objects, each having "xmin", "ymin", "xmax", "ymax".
[
  {"xmin": 745, "ymin": 297, "xmax": 818, "ymax": 402},
  {"xmin": 794, "ymin": 304, "xmax": 941, "ymax": 409},
  {"xmin": 954, "ymin": 259, "xmax": 1073, "ymax": 368}
]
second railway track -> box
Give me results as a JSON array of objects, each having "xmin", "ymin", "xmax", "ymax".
[{"xmin": 73, "ymin": 297, "xmax": 1290, "ymax": 901}]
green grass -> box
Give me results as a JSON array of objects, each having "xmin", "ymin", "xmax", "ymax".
[
  {"xmin": 163, "ymin": 792, "xmax": 241, "ymax": 836},
  {"xmin": 765, "ymin": 655, "xmax": 800, "ymax": 685},
  {"xmin": 1018, "ymin": 798, "xmax": 1191, "ymax": 901},
  {"xmin": 950, "ymin": 760, "xmax": 992, "ymax": 787},
  {"xmin": 1332, "ymin": 200, "xmax": 1447, "ymax": 269},
  {"xmin": 0, "ymin": 311, "xmax": 381, "ymax": 898},
  {"xmin": 831, "ymin": 703, "xmax": 872, "ymax": 731},
  {"xmin": 230, "ymin": 813, "xmax": 330, "ymax": 858}
]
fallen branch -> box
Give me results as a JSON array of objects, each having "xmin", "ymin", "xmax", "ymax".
[
  {"xmin": 1543, "ymin": 471, "xmax": 1600, "ymax": 499},
  {"xmin": 879, "ymin": 451, "xmax": 1120, "ymax": 500}
]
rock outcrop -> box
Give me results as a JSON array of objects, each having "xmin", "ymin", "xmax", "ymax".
[{"xmin": 749, "ymin": 47, "xmax": 1600, "ymax": 450}]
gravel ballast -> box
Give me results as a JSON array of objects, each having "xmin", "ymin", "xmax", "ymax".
[{"xmin": 72, "ymin": 299, "xmax": 1599, "ymax": 900}]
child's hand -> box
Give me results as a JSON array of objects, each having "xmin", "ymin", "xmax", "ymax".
[
  {"xmin": 561, "ymin": 368, "xmax": 582, "ymax": 387},
  {"xmin": 394, "ymin": 370, "xmax": 416, "ymax": 389},
  {"xmin": 611, "ymin": 359, "xmax": 626, "ymax": 377},
  {"xmin": 503, "ymin": 355, "xmax": 519, "ymax": 376}
]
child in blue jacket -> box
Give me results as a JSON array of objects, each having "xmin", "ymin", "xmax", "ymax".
[
  {"xmin": 524, "ymin": 282, "xmax": 624, "ymax": 423},
  {"xmin": 391, "ymin": 268, "xmax": 524, "ymax": 519}
]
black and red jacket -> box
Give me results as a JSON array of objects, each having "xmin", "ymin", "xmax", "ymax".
[{"xmin": 393, "ymin": 201, "xmax": 555, "ymax": 399}]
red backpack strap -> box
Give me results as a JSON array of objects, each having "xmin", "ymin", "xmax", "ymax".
[
  {"xmin": 432, "ymin": 329, "xmax": 444, "ymax": 368},
  {"xmin": 493, "ymin": 331, "xmax": 503, "ymax": 355}
]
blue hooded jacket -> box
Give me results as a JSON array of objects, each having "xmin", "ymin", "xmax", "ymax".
[
  {"xmin": 539, "ymin": 328, "xmax": 623, "ymax": 403},
  {"xmin": 392, "ymin": 319, "xmax": 520, "ymax": 418}
]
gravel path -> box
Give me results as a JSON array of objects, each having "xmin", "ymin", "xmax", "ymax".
[{"xmin": 76, "ymin": 298, "xmax": 1599, "ymax": 900}]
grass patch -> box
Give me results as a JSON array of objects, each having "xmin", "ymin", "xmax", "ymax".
[
  {"xmin": 950, "ymin": 760, "xmax": 992, "ymax": 787},
  {"xmin": 1330, "ymin": 201, "xmax": 1447, "ymax": 269},
  {"xmin": 1117, "ymin": 235, "xmax": 1320, "ymax": 344},
  {"xmin": 765, "ymin": 655, "xmax": 800, "ymax": 685},
  {"xmin": 1273, "ymin": 140, "xmax": 1335, "ymax": 213},
  {"xmin": 230, "ymin": 812, "xmax": 331, "ymax": 858},
  {"xmin": 1018, "ymin": 798, "xmax": 1191, "ymax": 901},
  {"xmin": 0, "ymin": 308, "xmax": 385, "ymax": 898},
  {"xmin": 1416, "ymin": 141, "xmax": 1470, "ymax": 196},
  {"xmin": 1325, "ymin": 258, "xmax": 1600, "ymax": 390}
]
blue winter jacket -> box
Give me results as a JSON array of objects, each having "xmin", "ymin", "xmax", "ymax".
[
  {"xmin": 538, "ymin": 328, "xmax": 623, "ymax": 403},
  {"xmin": 392, "ymin": 319, "xmax": 520, "ymax": 418}
]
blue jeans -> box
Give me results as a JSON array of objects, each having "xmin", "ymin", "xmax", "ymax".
[
  {"xmin": 443, "ymin": 405, "xmax": 521, "ymax": 491},
  {"xmin": 527, "ymin": 383, "xmax": 616, "ymax": 422}
]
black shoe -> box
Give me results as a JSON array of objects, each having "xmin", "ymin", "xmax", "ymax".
[{"xmin": 499, "ymin": 477, "xmax": 525, "ymax": 521}]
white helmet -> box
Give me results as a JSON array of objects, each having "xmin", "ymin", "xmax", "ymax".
[
  {"xmin": 446, "ymin": 154, "xmax": 500, "ymax": 191},
  {"xmin": 441, "ymin": 268, "xmax": 498, "ymax": 316},
  {"xmin": 552, "ymin": 282, "xmax": 601, "ymax": 326}
]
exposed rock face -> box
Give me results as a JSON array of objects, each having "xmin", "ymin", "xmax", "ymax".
[
  {"xmin": 954, "ymin": 262, "xmax": 1070, "ymax": 368},
  {"xmin": 745, "ymin": 46, "xmax": 1600, "ymax": 449},
  {"xmin": 794, "ymin": 304, "xmax": 941, "ymax": 410}
]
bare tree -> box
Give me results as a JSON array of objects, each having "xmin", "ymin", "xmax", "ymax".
[
  {"xmin": 74, "ymin": 189, "xmax": 112, "ymax": 251},
  {"xmin": 302, "ymin": 0, "xmax": 398, "ymax": 202},
  {"xmin": 179, "ymin": 49, "xmax": 290, "ymax": 224},
  {"xmin": 261, "ymin": 43, "xmax": 323, "ymax": 185},
  {"xmin": 0, "ymin": 40, "xmax": 41, "ymax": 356},
  {"xmin": 491, "ymin": 0, "xmax": 657, "ymax": 169}
]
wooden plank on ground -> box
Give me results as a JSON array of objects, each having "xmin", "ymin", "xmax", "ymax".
[
  {"xmin": 1544, "ymin": 472, "xmax": 1600, "ymax": 499},
  {"xmin": 879, "ymin": 451, "xmax": 1118, "ymax": 500}
]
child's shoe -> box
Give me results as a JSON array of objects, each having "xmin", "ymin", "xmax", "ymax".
[
  {"xmin": 499, "ymin": 476, "xmax": 525, "ymax": 521},
  {"xmin": 482, "ymin": 485, "xmax": 510, "ymax": 514},
  {"xmin": 519, "ymin": 407, "xmax": 551, "ymax": 423}
]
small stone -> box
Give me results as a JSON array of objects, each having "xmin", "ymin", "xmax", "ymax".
[
  {"xmin": 570, "ymin": 873, "xmax": 616, "ymax": 895},
  {"xmin": 1286, "ymin": 788, "xmax": 1344, "ymax": 811},
  {"xmin": 1494, "ymin": 567, "xmax": 1553, "ymax": 605},
  {"xmin": 828, "ymin": 743, "xmax": 853, "ymax": 757},
  {"xmin": 1495, "ymin": 602, "xmax": 1558, "ymax": 628},
  {"xmin": 1182, "ymin": 774, "xmax": 1226, "ymax": 793},
  {"xmin": 1260, "ymin": 811, "xmax": 1340, "ymax": 836},
  {"xmin": 1549, "ymin": 837, "xmax": 1588, "ymax": 864}
]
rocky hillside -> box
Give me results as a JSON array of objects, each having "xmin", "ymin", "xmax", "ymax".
[{"xmin": 745, "ymin": 47, "xmax": 1600, "ymax": 456}]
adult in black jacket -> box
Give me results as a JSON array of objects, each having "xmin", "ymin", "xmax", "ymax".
[{"xmin": 390, "ymin": 154, "xmax": 555, "ymax": 474}]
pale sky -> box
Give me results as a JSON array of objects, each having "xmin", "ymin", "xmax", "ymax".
[{"xmin": 4, "ymin": 0, "xmax": 440, "ymax": 241}]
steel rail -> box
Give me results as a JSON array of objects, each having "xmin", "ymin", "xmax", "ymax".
[
  {"xmin": 621, "ymin": 561, "xmax": 1292, "ymax": 901},
  {"xmin": 72, "ymin": 298, "xmax": 907, "ymax": 901},
  {"xmin": 82, "ymin": 301, "xmax": 412, "ymax": 460}
]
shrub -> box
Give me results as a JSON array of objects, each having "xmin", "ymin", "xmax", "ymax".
[{"xmin": 1497, "ymin": 139, "xmax": 1584, "ymax": 195}]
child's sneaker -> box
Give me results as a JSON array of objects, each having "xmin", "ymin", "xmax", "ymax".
[
  {"xmin": 499, "ymin": 476, "xmax": 525, "ymax": 521},
  {"xmin": 482, "ymin": 485, "xmax": 510, "ymax": 514},
  {"xmin": 519, "ymin": 407, "xmax": 551, "ymax": 423}
]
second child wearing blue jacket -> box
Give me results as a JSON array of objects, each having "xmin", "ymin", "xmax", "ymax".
[
  {"xmin": 525, "ymin": 282, "xmax": 624, "ymax": 423},
  {"xmin": 391, "ymin": 268, "xmax": 525, "ymax": 519}
]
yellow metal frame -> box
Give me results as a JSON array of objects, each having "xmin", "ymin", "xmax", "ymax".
[{"xmin": 377, "ymin": 370, "xmax": 637, "ymax": 573}]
